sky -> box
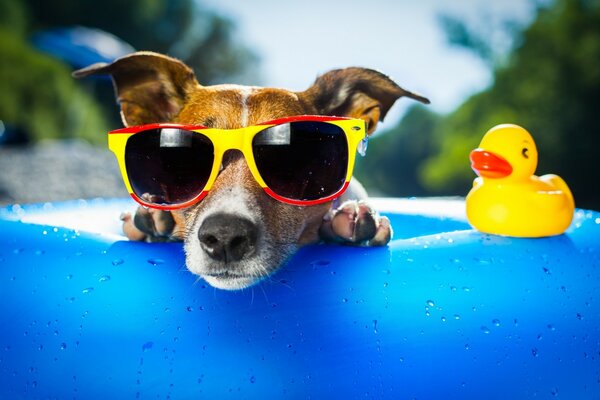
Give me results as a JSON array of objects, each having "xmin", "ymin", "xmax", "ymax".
[{"xmin": 201, "ymin": 0, "xmax": 537, "ymax": 129}]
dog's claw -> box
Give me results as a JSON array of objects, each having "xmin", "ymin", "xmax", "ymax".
[
  {"xmin": 319, "ymin": 200, "xmax": 392, "ymax": 246},
  {"xmin": 122, "ymin": 207, "xmax": 181, "ymax": 242}
]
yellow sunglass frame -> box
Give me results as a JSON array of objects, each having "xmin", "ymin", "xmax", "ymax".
[{"xmin": 108, "ymin": 115, "xmax": 367, "ymax": 210}]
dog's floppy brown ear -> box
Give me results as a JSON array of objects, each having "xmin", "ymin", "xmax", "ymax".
[
  {"xmin": 73, "ymin": 51, "xmax": 199, "ymax": 126},
  {"xmin": 301, "ymin": 68, "xmax": 429, "ymax": 135}
]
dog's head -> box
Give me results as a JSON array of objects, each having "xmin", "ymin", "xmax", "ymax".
[{"xmin": 76, "ymin": 51, "xmax": 427, "ymax": 289}]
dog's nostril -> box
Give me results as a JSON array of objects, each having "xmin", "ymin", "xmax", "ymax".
[
  {"xmin": 230, "ymin": 236, "xmax": 246, "ymax": 249},
  {"xmin": 198, "ymin": 214, "xmax": 258, "ymax": 263},
  {"xmin": 204, "ymin": 235, "xmax": 219, "ymax": 246}
]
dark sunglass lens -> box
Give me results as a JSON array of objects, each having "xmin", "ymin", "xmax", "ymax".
[
  {"xmin": 125, "ymin": 128, "xmax": 214, "ymax": 206},
  {"xmin": 252, "ymin": 121, "xmax": 348, "ymax": 201}
]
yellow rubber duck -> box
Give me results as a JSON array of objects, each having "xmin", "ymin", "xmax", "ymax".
[{"xmin": 466, "ymin": 124, "xmax": 575, "ymax": 237}]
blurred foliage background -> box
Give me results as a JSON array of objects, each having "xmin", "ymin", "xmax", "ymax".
[
  {"xmin": 0, "ymin": 0, "xmax": 259, "ymax": 144},
  {"xmin": 356, "ymin": 0, "xmax": 600, "ymax": 209},
  {"xmin": 0, "ymin": 0, "xmax": 598, "ymax": 209}
]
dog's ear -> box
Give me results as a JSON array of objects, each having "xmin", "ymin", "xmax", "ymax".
[
  {"xmin": 73, "ymin": 51, "xmax": 199, "ymax": 126},
  {"xmin": 300, "ymin": 68, "xmax": 429, "ymax": 135}
]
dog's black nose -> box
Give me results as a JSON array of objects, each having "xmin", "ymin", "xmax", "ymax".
[{"xmin": 198, "ymin": 213, "xmax": 258, "ymax": 262}]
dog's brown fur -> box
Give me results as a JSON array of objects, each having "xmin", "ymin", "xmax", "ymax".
[{"xmin": 74, "ymin": 51, "xmax": 429, "ymax": 289}]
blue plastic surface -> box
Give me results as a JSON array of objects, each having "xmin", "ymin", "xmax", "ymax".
[{"xmin": 1, "ymin": 198, "xmax": 599, "ymax": 399}]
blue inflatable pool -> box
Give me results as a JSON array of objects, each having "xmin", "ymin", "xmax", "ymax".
[{"xmin": 1, "ymin": 198, "xmax": 599, "ymax": 399}]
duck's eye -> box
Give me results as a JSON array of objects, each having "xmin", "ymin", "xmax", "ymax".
[{"xmin": 522, "ymin": 148, "xmax": 529, "ymax": 159}]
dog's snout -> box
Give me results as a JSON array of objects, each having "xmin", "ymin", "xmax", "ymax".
[{"xmin": 198, "ymin": 213, "xmax": 258, "ymax": 262}]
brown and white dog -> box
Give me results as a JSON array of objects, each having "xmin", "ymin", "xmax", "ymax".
[{"xmin": 74, "ymin": 51, "xmax": 429, "ymax": 290}]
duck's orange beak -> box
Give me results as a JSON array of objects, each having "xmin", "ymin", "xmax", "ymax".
[{"xmin": 470, "ymin": 149, "xmax": 512, "ymax": 178}]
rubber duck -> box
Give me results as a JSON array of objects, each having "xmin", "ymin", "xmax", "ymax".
[{"xmin": 466, "ymin": 124, "xmax": 574, "ymax": 237}]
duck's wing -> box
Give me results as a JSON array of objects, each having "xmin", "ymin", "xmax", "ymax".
[{"xmin": 539, "ymin": 174, "xmax": 575, "ymax": 209}]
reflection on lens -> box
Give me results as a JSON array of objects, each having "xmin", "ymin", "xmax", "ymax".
[
  {"xmin": 125, "ymin": 129, "xmax": 214, "ymax": 205},
  {"xmin": 252, "ymin": 122, "xmax": 348, "ymax": 201}
]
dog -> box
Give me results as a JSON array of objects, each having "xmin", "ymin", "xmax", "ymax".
[{"xmin": 74, "ymin": 51, "xmax": 429, "ymax": 290}]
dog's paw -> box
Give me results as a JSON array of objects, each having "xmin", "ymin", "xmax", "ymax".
[
  {"xmin": 120, "ymin": 207, "xmax": 182, "ymax": 242},
  {"xmin": 319, "ymin": 200, "xmax": 392, "ymax": 246}
]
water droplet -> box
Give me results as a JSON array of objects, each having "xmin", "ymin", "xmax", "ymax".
[
  {"xmin": 35, "ymin": 250, "xmax": 45, "ymax": 256},
  {"xmin": 551, "ymin": 387, "xmax": 559, "ymax": 396},
  {"xmin": 492, "ymin": 319, "xmax": 501, "ymax": 327},
  {"xmin": 186, "ymin": 306, "xmax": 194, "ymax": 312},
  {"xmin": 481, "ymin": 326, "xmax": 490, "ymax": 334},
  {"xmin": 595, "ymin": 217, "xmax": 600, "ymax": 224},
  {"xmin": 342, "ymin": 298, "xmax": 348, "ymax": 303},
  {"xmin": 576, "ymin": 313, "xmax": 583, "ymax": 320},
  {"xmin": 99, "ymin": 275, "xmax": 111, "ymax": 283},
  {"xmin": 112, "ymin": 259, "xmax": 124, "ymax": 266},
  {"xmin": 250, "ymin": 376, "xmax": 256, "ymax": 384},
  {"xmin": 547, "ymin": 324, "xmax": 556, "ymax": 331},
  {"xmin": 450, "ymin": 286, "xmax": 457, "ymax": 292},
  {"xmin": 312, "ymin": 260, "xmax": 330, "ymax": 267},
  {"xmin": 462, "ymin": 286, "xmax": 471, "ymax": 292},
  {"xmin": 82, "ymin": 287, "xmax": 94, "ymax": 294},
  {"xmin": 454, "ymin": 314, "xmax": 461, "ymax": 320},
  {"xmin": 441, "ymin": 316, "xmax": 447, "ymax": 322},
  {"xmin": 531, "ymin": 347, "xmax": 539, "ymax": 357},
  {"xmin": 426, "ymin": 300, "xmax": 435, "ymax": 307},
  {"xmin": 373, "ymin": 320, "xmax": 378, "ymax": 334},
  {"xmin": 60, "ymin": 343, "xmax": 67, "ymax": 350},
  {"xmin": 53, "ymin": 227, "xmax": 59, "ymax": 233},
  {"xmin": 464, "ymin": 343, "xmax": 470, "ymax": 350},
  {"xmin": 514, "ymin": 318, "xmax": 519, "ymax": 327},
  {"xmin": 147, "ymin": 258, "xmax": 165, "ymax": 266},
  {"xmin": 142, "ymin": 342, "xmax": 153, "ymax": 352},
  {"xmin": 537, "ymin": 334, "xmax": 543, "ymax": 341},
  {"xmin": 66, "ymin": 274, "xmax": 73, "ymax": 280}
]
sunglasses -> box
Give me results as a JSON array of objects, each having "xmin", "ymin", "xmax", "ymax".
[{"xmin": 108, "ymin": 115, "xmax": 368, "ymax": 210}]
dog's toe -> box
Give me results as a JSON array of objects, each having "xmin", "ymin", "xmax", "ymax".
[
  {"xmin": 120, "ymin": 211, "xmax": 147, "ymax": 241},
  {"xmin": 122, "ymin": 206, "xmax": 178, "ymax": 242},
  {"xmin": 320, "ymin": 200, "xmax": 392, "ymax": 246},
  {"xmin": 369, "ymin": 215, "xmax": 392, "ymax": 246}
]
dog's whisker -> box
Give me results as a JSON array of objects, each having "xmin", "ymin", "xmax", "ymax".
[
  {"xmin": 191, "ymin": 275, "xmax": 204, "ymax": 287},
  {"xmin": 258, "ymin": 283, "xmax": 270, "ymax": 304}
]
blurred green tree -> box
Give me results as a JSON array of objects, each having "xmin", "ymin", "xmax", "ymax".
[
  {"xmin": 360, "ymin": 0, "xmax": 600, "ymax": 209},
  {"xmin": 354, "ymin": 105, "xmax": 441, "ymax": 197},
  {"xmin": 0, "ymin": 0, "xmax": 109, "ymax": 143},
  {"xmin": 22, "ymin": 0, "xmax": 259, "ymax": 85},
  {"xmin": 0, "ymin": 29, "xmax": 109, "ymax": 143},
  {"xmin": 0, "ymin": 0, "xmax": 259, "ymax": 144}
]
